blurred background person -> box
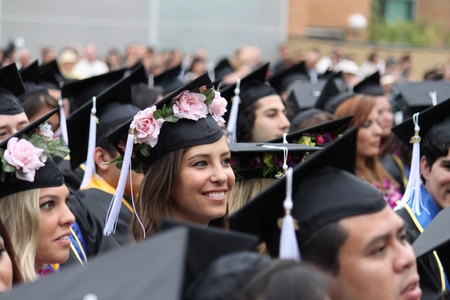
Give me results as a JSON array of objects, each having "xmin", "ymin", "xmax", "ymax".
[{"xmin": 73, "ymin": 43, "xmax": 109, "ymax": 78}]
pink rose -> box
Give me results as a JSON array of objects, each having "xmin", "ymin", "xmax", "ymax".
[
  {"xmin": 199, "ymin": 85, "xmax": 207, "ymax": 92},
  {"xmin": 315, "ymin": 135, "xmax": 325, "ymax": 145},
  {"xmin": 133, "ymin": 107, "xmax": 165, "ymax": 147},
  {"xmin": 3, "ymin": 137, "xmax": 45, "ymax": 182},
  {"xmin": 172, "ymin": 91, "xmax": 208, "ymax": 121},
  {"xmin": 209, "ymin": 92, "xmax": 227, "ymax": 123}
]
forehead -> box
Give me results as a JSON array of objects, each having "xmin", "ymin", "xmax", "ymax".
[
  {"xmin": 339, "ymin": 206, "xmax": 403, "ymax": 244},
  {"xmin": 0, "ymin": 113, "xmax": 28, "ymax": 126},
  {"xmin": 183, "ymin": 136, "xmax": 229, "ymax": 156},
  {"xmin": 255, "ymin": 95, "xmax": 284, "ymax": 111}
]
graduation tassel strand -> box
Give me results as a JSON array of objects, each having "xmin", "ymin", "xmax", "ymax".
[
  {"xmin": 58, "ymin": 96, "xmax": 69, "ymax": 147},
  {"xmin": 394, "ymin": 113, "xmax": 429, "ymax": 215},
  {"xmin": 279, "ymin": 168, "xmax": 301, "ymax": 261},
  {"xmin": 80, "ymin": 96, "xmax": 97, "ymax": 189},
  {"xmin": 226, "ymin": 78, "xmax": 241, "ymax": 143},
  {"xmin": 104, "ymin": 122, "xmax": 136, "ymax": 236}
]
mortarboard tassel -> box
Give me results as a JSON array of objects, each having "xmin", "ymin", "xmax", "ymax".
[
  {"xmin": 279, "ymin": 168, "xmax": 301, "ymax": 261},
  {"xmin": 394, "ymin": 113, "xmax": 429, "ymax": 216},
  {"xmin": 80, "ymin": 96, "xmax": 97, "ymax": 189},
  {"xmin": 226, "ymin": 78, "xmax": 241, "ymax": 143},
  {"xmin": 104, "ymin": 121, "xmax": 136, "ymax": 236},
  {"xmin": 282, "ymin": 133, "xmax": 288, "ymax": 144},
  {"xmin": 429, "ymin": 90, "xmax": 437, "ymax": 106},
  {"xmin": 58, "ymin": 95, "xmax": 69, "ymax": 147}
]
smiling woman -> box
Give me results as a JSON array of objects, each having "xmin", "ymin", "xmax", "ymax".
[{"xmin": 105, "ymin": 73, "xmax": 234, "ymax": 240}]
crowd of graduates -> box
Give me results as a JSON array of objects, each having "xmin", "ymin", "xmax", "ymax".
[{"xmin": 0, "ymin": 38, "xmax": 449, "ymax": 299}]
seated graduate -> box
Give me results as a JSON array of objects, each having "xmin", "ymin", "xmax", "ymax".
[
  {"xmin": 0, "ymin": 114, "xmax": 74, "ymax": 281},
  {"xmin": 230, "ymin": 128, "xmax": 422, "ymax": 300},
  {"xmin": 104, "ymin": 73, "xmax": 233, "ymax": 240},
  {"xmin": 220, "ymin": 63, "xmax": 290, "ymax": 143},
  {"xmin": 66, "ymin": 75, "xmax": 143, "ymax": 246},
  {"xmin": 392, "ymin": 97, "xmax": 450, "ymax": 300}
]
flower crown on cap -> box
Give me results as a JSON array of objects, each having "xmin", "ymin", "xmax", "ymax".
[
  {"xmin": 292, "ymin": 132, "xmax": 341, "ymax": 147},
  {"xmin": 111, "ymin": 85, "xmax": 227, "ymax": 171},
  {"xmin": 0, "ymin": 123, "xmax": 69, "ymax": 182}
]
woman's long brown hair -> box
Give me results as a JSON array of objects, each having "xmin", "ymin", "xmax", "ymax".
[{"xmin": 0, "ymin": 218, "xmax": 23, "ymax": 285}]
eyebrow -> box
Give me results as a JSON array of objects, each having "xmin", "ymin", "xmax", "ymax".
[
  {"xmin": 187, "ymin": 151, "xmax": 230, "ymax": 161},
  {"xmin": 365, "ymin": 223, "xmax": 406, "ymax": 251}
]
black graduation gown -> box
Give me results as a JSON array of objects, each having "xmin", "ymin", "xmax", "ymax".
[
  {"xmin": 53, "ymin": 156, "xmax": 84, "ymax": 191},
  {"xmin": 61, "ymin": 189, "xmax": 121, "ymax": 269},
  {"xmin": 80, "ymin": 188, "xmax": 133, "ymax": 246},
  {"xmin": 381, "ymin": 154, "xmax": 408, "ymax": 194},
  {"xmin": 397, "ymin": 208, "xmax": 446, "ymax": 300}
]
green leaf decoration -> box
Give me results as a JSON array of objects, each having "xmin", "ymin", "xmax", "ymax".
[
  {"xmin": 153, "ymin": 109, "xmax": 163, "ymax": 119},
  {"xmin": 202, "ymin": 89, "xmax": 215, "ymax": 105},
  {"xmin": 2, "ymin": 163, "xmax": 15, "ymax": 173},
  {"xmin": 140, "ymin": 144, "xmax": 151, "ymax": 157},
  {"xmin": 164, "ymin": 115, "xmax": 179, "ymax": 123}
]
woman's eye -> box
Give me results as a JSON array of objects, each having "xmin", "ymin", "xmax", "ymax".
[
  {"xmin": 222, "ymin": 158, "xmax": 231, "ymax": 165},
  {"xmin": 40, "ymin": 201, "xmax": 55, "ymax": 210},
  {"xmin": 362, "ymin": 121, "xmax": 371, "ymax": 128},
  {"xmin": 0, "ymin": 248, "xmax": 5, "ymax": 257},
  {"xmin": 193, "ymin": 161, "xmax": 207, "ymax": 167}
]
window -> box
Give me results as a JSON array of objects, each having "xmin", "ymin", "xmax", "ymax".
[{"xmin": 379, "ymin": 0, "xmax": 416, "ymax": 22}]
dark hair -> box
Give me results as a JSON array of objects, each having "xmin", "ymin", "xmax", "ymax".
[
  {"xmin": 421, "ymin": 140, "xmax": 450, "ymax": 184},
  {"xmin": 21, "ymin": 93, "xmax": 59, "ymax": 121},
  {"xmin": 236, "ymin": 103, "xmax": 257, "ymax": 142},
  {"xmin": 300, "ymin": 221, "xmax": 349, "ymax": 276},
  {"xmin": 0, "ymin": 218, "xmax": 23, "ymax": 285},
  {"xmin": 238, "ymin": 260, "xmax": 329, "ymax": 300}
]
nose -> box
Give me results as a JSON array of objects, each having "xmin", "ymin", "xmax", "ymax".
[
  {"xmin": 279, "ymin": 113, "xmax": 290, "ymax": 131},
  {"xmin": 60, "ymin": 202, "xmax": 76, "ymax": 226},
  {"xmin": 373, "ymin": 122, "xmax": 382, "ymax": 136},
  {"xmin": 393, "ymin": 242, "xmax": 416, "ymax": 273},
  {"xmin": 210, "ymin": 163, "xmax": 229, "ymax": 185}
]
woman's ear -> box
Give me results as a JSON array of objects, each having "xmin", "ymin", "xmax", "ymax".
[{"xmin": 94, "ymin": 147, "xmax": 113, "ymax": 172}]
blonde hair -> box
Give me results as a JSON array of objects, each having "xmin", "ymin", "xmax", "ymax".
[
  {"xmin": 229, "ymin": 178, "xmax": 275, "ymax": 214},
  {"xmin": 0, "ymin": 189, "xmax": 41, "ymax": 282}
]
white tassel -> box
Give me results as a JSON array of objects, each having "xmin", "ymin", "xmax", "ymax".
[
  {"xmin": 429, "ymin": 90, "xmax": 437, "ymax": 106},
  {"xmin": 226, "ymin": 78, "xmax": 241, "ymax": 143},
  {"xmin": 279, "ymin": 168, "xmax": 300, "ymax": 261},
  {"xmin": 80, "ymin": 97, "xmax": 97, "ymax": 189},
  {"xmin": 282, "ymin": 133, "xmax": 288, "ymax": 144},
  {"xmin": 394, "ymin": 113, "xmax": 429, "ymax": 215},
  {"xmin": 104, "ymin": 121, "xmax": 136, "ymax": 235},
  {"xmin": 58, "ymin": 96, "xmax": 69, "ymax": 147}
]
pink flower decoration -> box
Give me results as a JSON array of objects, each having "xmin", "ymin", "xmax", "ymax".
[
  {"xmin": 199, "ymin": 85, "xmax": 207, "ymax": 93},
  {"xmin": 3, "ymin": 137, "xmax": 45, "ymax": 182},
  {"xmin": 172, "ymin": 91, "xmax": 208, "ymax": 121},
  {"xmin": 209, "ymin": 92, "xmax": 227, "ymax": 123},
  {"xmin": 315, "ymin": 135, "xmax": 325, "ymax": 145},
  {"xmin": 133, "ymin": 107, "xmax": 165, "ymax": 147}
]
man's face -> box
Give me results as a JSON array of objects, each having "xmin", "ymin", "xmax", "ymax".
[
  {"xmin": 0, "ymin": 113, "xmax": 29, "ymax": 142},
  {"xmin": 333, "ymin": 206, "xmax": 421, "ymax": 300},
  {"xmin": 422, "ymin": 150, "xmax": 450, "ymax": 209}
]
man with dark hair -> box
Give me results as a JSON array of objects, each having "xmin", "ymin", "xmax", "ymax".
[
  {"xmin": 392, "ymin": 99, "xmax": 450, "ymax": 299},
  {"xmin": 230, "ymin": 128, "xmax": 421, "ymax": 300}
]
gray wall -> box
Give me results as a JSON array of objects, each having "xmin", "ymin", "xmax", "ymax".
[{"xmin": 0, "ymin": 0, "xmax": 287, "ymax": 64}]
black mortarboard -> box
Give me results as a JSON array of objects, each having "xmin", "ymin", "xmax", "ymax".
[
  {"xmin": 269, "ymin": 61, "xmax": 310, "ymax": 94},
  {"xmin": 61, "ymin": 68, "xmax": 128, "ymax": 111},
  {"xmin": 413, "ymin": 206, "xmax": 450, "ymax": 258},
  {"xmin": 267, "ymin": 115, "xmax": 353, "ymax": 144},
  {"xmin": 393, "ymin": 81, "xmax": 450, "ymax": 117},
  {"xmin": 391, "ymin": 97, "xmax": 450, "ymax": 148},
  {"xmin": 126, "ymin": 62, "xmax": 148, "ymax": 84},
  {"xmin": 106, "ymin": 73, "xmax": 224, "ymax": 171},
  {"xmin": 285, "ymin": 80, "xmax": 326, "ymax": 110},
  {"xmin": 0, "ymin": 63, "xmax": 26, "ymax": 115},
  {"xmin": 1, "ymin": 228, "xmax": 189, "ymax": 300},
  {"xmin": 153, "ymin": 64, "xmax": 184, "ymax": 95},
  {"xmin": 353, "ymin": 71, "xmax": 383, "ymax": 96},
  {"xmin": 214, "ymin": 58, "xmax": 235, "ymax": 81},
  {"xmin": 159, "ymin": 219, "xmax": 259, "ymax": 291},
  {"xmin": 229, "ymin": 143, "xmax": 321, "ymax": 181},
  {"xmin": 323, "ymin": 91, "xmax": 356, "ymax": 113},
  {"xmin": 66, "ymin": 76, "xmax": 137, "ymax": 170},
  {"xmin": 314, "ymin": 75, "xmax": 340, "ymax": 110},
  {"xmin": 0, "ymin": 108, "xmax": 64, "ymax": 198},
  {"xmin": 285, "ymin": 89, "xmax": 302, "ymax": 117},
  {"xmin": 229, "ymin": 128, "xmax": 387, "ymax": 256},
  {"xmin": 19, "ymin": 59, "xmax": 39, "ymax": 84},
  {"xmin": 38, "ymin": 59, "xmax": 65, "ymax": 90}
]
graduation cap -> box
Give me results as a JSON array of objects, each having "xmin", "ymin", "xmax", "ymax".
[
  {"xmin": 214, "ymin": 58, "xmax": 235, "ymax": 81},
  {"xmin": 0, "ymin": 108, "xmax": 66, "ymax": 198},
  {"xmin": 0, "ymin": 63, "xmax": 26, "ymax": 115},
  {"xmin": 413, "ymin": 206, "xmax": 450, "ymax": 258},
  {"xmin": 267, "ymin": 115, "xmax": 353, "ymax": 144},
  {"xmin": 61, "ymin": 68, "xmax": 128, "ymax": 111},
  {"xmin": 66, "ymin": 76, "xmax": 137, "ymax": 171},
  {"xmin": 126, "ymin": 62, "xmax": 148, "ymax": 84},
  {"xmin": 353, "ymin": 71, "xmax": 383, "ymax": 96},
  {"xmin": 153, "ymin": 64, "xmax": 184, "ymax": 95},
  {"xmin": 393, "ymin": 81, "xmax": 450, "ymax": 117},
  {"xmin": 104, "ymin": 73, "xmax": 225, "ymax": 235},
  {"xmin": 323, "ymin": 91, "xmax": 356, "ymax": 113},
  {"xmin": 38, "ymin": 59, "xmax": 65, "ymax": 90},
  {"xmin": 19, "ymin": 59, "xmax": 39, "ymax": 84},
  {"xmin": 229, "ymin": 143, "xmax": 321, "ymax": 181},
  {"xmin": 269, "ymin": 61, "xmax": 310, "ymax": 94},
  {"xmin": 285, "ymin": 80, "xmax": 326, "ymax": 111},
  {"xmin": 229, "ymin": 128, "xmax": 387, "ymax": 257},
  {"xmin": 314, "ymin": 75, "xmax": 340, "ymax": 110},
  {"xmin": 18, "ymin": 60, "xmax": 51, "ymax": 100}
]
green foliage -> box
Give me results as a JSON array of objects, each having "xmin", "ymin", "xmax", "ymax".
[{"xmin": 368, "ymin": 0, "xmax": 448, "ymax": 47}]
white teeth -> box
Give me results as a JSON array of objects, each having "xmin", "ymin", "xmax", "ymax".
[
  {"xmin": 58, "ymin": 236, "xmax": 69, "ymax": 240},
  {"xmin": 207, "ymin": 192, "xmax": 225, "ymax": 198}
]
